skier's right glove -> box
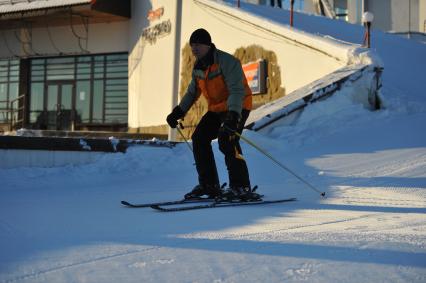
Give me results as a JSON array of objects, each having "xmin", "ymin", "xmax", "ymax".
[
  {"xmin": 166, "ymin": 106, "xmax": 185, "ymax": 128},
  {"xmin": 218, "ymin": 111, "xmax": 240, "ymax": 154},
  {"xmin": 220, "ymin": 111, "xmax": 240, "ymax": 134}
]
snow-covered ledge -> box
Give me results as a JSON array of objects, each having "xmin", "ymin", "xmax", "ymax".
[
  {"xmin": 0, "ymin": 149, "xmax": 105, "ymax": 169},
  {"xmin": 245, "ymin": 63, "xmax": 383, "ymax": 131}
]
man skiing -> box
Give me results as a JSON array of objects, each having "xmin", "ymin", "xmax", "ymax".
[{"xmin": 166, "ymin": 28, "xmax": 260, "ymax": 201}]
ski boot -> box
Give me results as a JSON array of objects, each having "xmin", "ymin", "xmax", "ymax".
[
  {"xmin": 219, "ymin": 185, "xmax": 263, "ymax": 202},
  {"xmin": 184, "ymin": 184, "xmax": 222, "ymax": 200}
]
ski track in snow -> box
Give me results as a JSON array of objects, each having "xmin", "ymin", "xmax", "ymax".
[{"xmin": 1, "ymin": 247, "xmax": 159, "ymax": 283}]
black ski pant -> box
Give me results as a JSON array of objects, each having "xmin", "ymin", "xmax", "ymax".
[{"xmin": 191, "ymin": 110, "xmax": 251, "ymax": 188}]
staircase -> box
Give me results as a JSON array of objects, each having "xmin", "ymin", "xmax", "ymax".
[
  {"xmin": 0, "ymin": 94, "xmax": 26, "ymax": 133},
  {"xmin": 313, "ymin": 0, "xmax": 336, "ymax": 19}
]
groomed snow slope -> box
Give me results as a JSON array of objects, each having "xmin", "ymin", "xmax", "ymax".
[{"xmin": 0, "ymin": 1, "xmax": 425, "ymax": 282}]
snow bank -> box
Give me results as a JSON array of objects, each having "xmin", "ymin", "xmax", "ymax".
[{"xmin": 0, "ymin": 149, "xmax": 106, "ymax": 169}]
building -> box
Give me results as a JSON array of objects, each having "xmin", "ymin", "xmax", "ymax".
[
  {"xmin": 302, "ymin": 0, "xmax": 426, "ymax": 38},
  {"xmin": 0, "ymin": 0, "xmax": 381, "ymax": 140},
  {"xmin": 0, "ymin": 0, "xmax": 131, "ymax": 133},
  {"xmin": 254, "ymin": 0, "xmax": 426, "ymax": 37}
]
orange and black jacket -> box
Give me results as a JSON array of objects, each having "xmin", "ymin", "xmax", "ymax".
[{"xmin": 179, "ymin": 46, "xmax": 252, "ymax": 115}]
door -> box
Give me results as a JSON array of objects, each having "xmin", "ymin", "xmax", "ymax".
[{"xmin": 46, "ymin": 82, "xmax": 75, "ymax": 130}]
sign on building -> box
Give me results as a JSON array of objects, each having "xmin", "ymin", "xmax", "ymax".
[{"xmin": 242, "ymin": 59, "xmax": 267, "ymax": 94}]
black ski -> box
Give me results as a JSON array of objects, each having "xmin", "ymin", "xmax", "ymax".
[
  {"xmin": 121, "ymin": 198, "xmax": 214, "ymax": 208},
  {"xmin": 151, "ymin": 198, "xmax": 297, "ymax": 212}
]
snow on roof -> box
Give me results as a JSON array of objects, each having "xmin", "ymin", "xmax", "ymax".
[{"xmin": 0, "ymin": 0, "xmax": 92, "ymax": 15}]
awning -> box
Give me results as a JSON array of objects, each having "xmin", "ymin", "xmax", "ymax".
[
  {"xmin": 0, "ymin": 0, "xmax": 93, "ymax": 15},
  {"xmin": 0, "ymin": 0, "xmax": 130, "ymax": 29}
]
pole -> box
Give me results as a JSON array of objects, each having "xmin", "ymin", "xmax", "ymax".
[
  {"xmin": 408, "ymin": 0, "xmax": 411, "ymax": 39},
  {"xmin": 168, "ymin": 1, "xmax": 183, "ymax": 141},
  {"xmin": 235, "ymin": 131, "xmax": 326, "ymax": 197},
  {"xmin": 177, "ymin": 122, "xmax": 193, "ymax": 153},
  {"xmin": 367, "ymin": 22, "xmax": 371, "ymax": 48},
  {"xmin": 290, "ymin": 0, "xmax": 295, "ymax": 27}
]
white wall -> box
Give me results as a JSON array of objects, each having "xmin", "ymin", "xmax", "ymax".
[
  {"xmin": 420, "ymin": 0, "xmax": 426, "ymax": 33},
  {"xmin": 363, "ymin": 0, "xmax": 423, "ymax": 33},
  {"xmin": 128, "ymin": 0, "xmax": 180, "ymax": 128}
]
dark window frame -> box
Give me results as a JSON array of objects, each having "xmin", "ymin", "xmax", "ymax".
[
  {"xmin": 0, "ymin": 59, "xmax": 20, "ymax": 123},
  {"xmin": 29, "ymin": 52, "xmax": 128, "ymax": 128}
]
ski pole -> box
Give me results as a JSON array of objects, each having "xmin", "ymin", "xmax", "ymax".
[
  {"xmin": 235, "ymin": 131, "xmax": 326, "ymax": 198},
  {"xmin": 176, "ymin": 122, "xmax": 193, "ymax": 153}
]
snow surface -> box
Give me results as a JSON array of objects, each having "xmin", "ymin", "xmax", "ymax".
[{"xmin": 1, "ymin": 1, "xmax": 426, "ymax": 282}]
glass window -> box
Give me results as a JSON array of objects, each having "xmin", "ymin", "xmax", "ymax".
[
  {"xmin": 93, "ymin": 80, "xmax": 104, "ymax": 122},
  {"xmin": 47, "ymin": 64, "xmax": 75, "ymax": 80},
  {"xmin": 106, "ymin": 96, "xmax": 128, "ymax": 103},
  {"xmin": 29, "ymin": 82, "xmax": 44, "ymax": 123},
  {"xmin": 31, "ymin": 60, "xmax": 45, "ymax": 82},
  {"xmin": 77, "ymin": 62, "xmax": 91, "ymax": 80},
  {"xmin": 61, "ymin": 84, "xmax": 73, "ymax": 111},
  {"xmin": 28, "ymin": 53, "xmax": 128, "ymax": 127},
  {"xmin": 104, "ymin": 83, "xmax": 127, "ymax": 123},
  {"xmin": 107, "ymin": 79, "xmax": 127, "ymax": 85},
  {"xmin": 46, "ymin": 57, "xmax": 75, "ymax": 80},
  {"xmin": 9, "ymin": 83, "xmax": 19, "ymax": 102},
  {"xmin": 78, "ymin": 56, "xmax": 91, "ymax": 63},
  {"xmin": 0, "ymin": 67, "xmax": 7, "ymax": 75},
  {"xmin": 47, "ymin": 85, "xmax": 58, "ymax": 112},
  {"xmin": 0, "ymin": 83, "xmax": 7, "ymax": 101},
  {"xmin": 334, "ymin": 0, "xmax": 348, "ymax": 21},
  {"xmin": 32, "ymin": 59, "xmax": 45, "ymax": 64},
  {"xmin": 106, "ymin": 85, "xmax": 127, "ymax": 91},
  {"xmin": 76, "ymin": 81, "xmax": 91, "ymax": 123},
  {"xmin": 31, "ymin": 65, "xmax": 44, "ymax": 71},
  {"xmin": 103, "ymin": 54, "xmax": 128, "ymax": 123},
  {"xmin": 94, "ymin": 64, "xmax": 104, "ymax": 79},
  {"xmin": 46, "ymin": 57, "xmax": 74, "ymax": 64},
  {"xmin": 106, "ymin": 54, "xmax": 127, "ymax": 61},
  {"xmin": 0, "ymin": 59, "xmax": 20, "ymax": 123}
]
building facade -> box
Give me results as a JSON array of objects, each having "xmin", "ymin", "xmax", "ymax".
[
  {"xmin": 304, "ymin": 0, "xmax": 426, "ymax": 36},
  {"xmin": 0, "ymin": 0, "xmax": 380, "ymax": 140},
  {"xmin": 0, "ymin": 0, "xmax": 130, "ymax": 133},
  {"xmin": 255, "ymin": 0, "xmax": 426, "ymax": 36}
]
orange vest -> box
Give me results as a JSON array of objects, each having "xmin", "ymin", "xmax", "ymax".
[{"xmin": 196, "ymin": 63, "xmax": 252, "ymax": 113}]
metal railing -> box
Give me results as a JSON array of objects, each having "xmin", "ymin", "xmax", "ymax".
[
  {"xmin": 0, "ymin": 95, "xmax": 26, "ymax": 131},
  {"xmin": 10, "ymin": 94, "xmax": 26, "ymax": 130},
  {"xmin": 320, "ymin": 0, "xmax": 336, "ymax": 19},
  {"xmin": 0, "ymin": 100, "xmax": 9, "ymax": 122}
]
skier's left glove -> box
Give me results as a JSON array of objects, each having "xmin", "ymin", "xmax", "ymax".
[{"xmin": 166, "ymin": 106, "xmax": 185, "ymax": 128}]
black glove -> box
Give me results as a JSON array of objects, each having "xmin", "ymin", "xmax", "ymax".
[
  {"xmin": 218, "ymin": 111, "xmax": 240, "ymax": 154},
  {"xmin": 166, "ymin": 106, "xmax": 185, "ymax": 128},
  {"xmin": 220, "ymin": 111, "xmax": 240, "ymax": 135}
]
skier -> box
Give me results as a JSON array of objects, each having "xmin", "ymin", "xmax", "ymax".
[
  {"xmin": 270, "ymin": 0, "xmax": 282, "ymax": 8},
  {"xmin": 166, "ymin": 28, "xmax": 260, "ymax": 201}
]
